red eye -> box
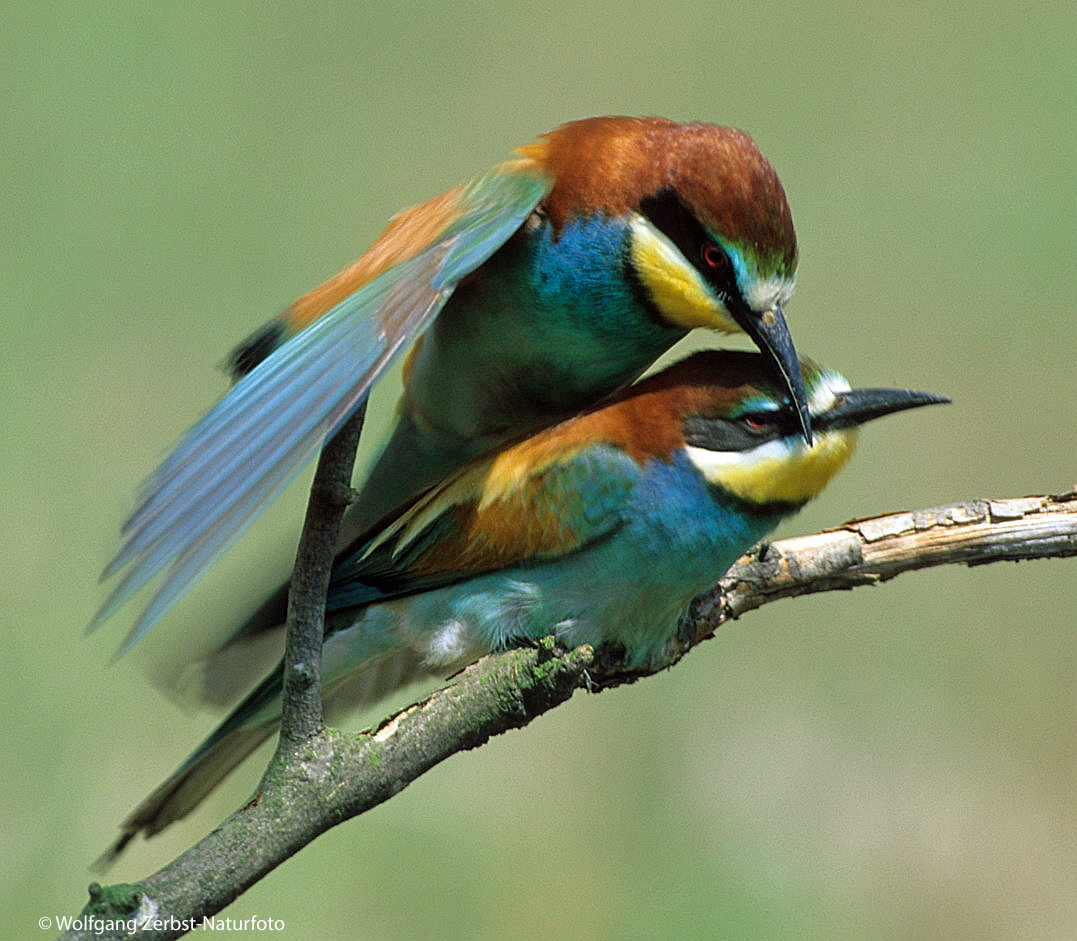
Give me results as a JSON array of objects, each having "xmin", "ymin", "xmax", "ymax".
[
  {"xmin": 742, "ymin": 413, "xmax": 773, "ymax": 432},
  {"xmin": 701, "ymin": 244, "xmax": 726, "ymax": 269}
]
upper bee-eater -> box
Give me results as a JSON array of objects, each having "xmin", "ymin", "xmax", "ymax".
[
  {"xmin": 100, "ymin": 349, "xmax": 948, "ymax": 862},
  {"xmin": 94, "ymin": 116, "xmax": 808, "ymax": 647}
]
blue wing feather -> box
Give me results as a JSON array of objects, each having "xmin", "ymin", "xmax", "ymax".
[{"xmin": 95, "ymin": 167, "xmax": 550, "ymax": 647}]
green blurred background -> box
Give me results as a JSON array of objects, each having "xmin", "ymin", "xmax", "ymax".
[{"xmin": 4, "ymin": 2, "xmax": 1075, "ymax": 938}]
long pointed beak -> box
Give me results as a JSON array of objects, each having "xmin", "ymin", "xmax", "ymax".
[
  {"xmin": 817, "ymin": 387, "xmax": 951, "ymax": 431},
  {"xmin": 740, "ymin": 306, "xmax": 812, "ymax": 445}
]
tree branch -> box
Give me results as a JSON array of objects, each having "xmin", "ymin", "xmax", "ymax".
[
  {"xmin": 279, "ymin": 403, "xmax": 365, "ymax": 750},
  {"xmin": 62, "ymin": 488, "xmax": 1077, "ymax": 940},
  {"xmin": 680, "ymin": 491, "xmax": 1077, "ymax": 656}
]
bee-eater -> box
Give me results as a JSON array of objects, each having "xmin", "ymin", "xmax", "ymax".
[
  {"xmin": 100, "ymin": 350, "xmax": 947, "ymax": 861},
  {"xmin": 95, "ymin": 116, "xmax": 807, "ymax": 647}
]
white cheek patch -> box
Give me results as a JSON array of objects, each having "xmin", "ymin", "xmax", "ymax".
[{"xmin": 685, "ymin": 439, "xmax": 792, "ymax": 486}]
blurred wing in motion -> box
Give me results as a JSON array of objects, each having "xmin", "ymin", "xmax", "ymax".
[{"xmin": 93, "ymin": 164, "xmax": 551, "ymax": 649}]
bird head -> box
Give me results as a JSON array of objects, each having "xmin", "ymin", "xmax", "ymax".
[
  {"xmin": 519, "ymin": 116, "xmax": 808, "ymax": 440},
  {"xmin": 613, "ymin": 350, "xmax": 950, "ymax": 511}
]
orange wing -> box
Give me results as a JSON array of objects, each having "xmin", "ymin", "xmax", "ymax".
[{"xmin": 327, "ymin": 430, "xmax": 643, "ymax": 606}]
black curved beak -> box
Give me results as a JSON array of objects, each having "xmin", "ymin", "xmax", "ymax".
[
  {"xmin": 816, "ymin": 387, "xmax": 951, "ymax": 431},
  {"xmin": 739, "ymin": 305, "xmax": 812, "ymax": 445}
]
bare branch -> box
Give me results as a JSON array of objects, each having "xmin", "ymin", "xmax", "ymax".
[
  {"xmin": 279, "ymin": 403, "xmax": 365, "ymax": 750},
  {"xmin": 61, "ymin": 489, "xmax": 1077, "ymax": 940},
  {"xmin": 681, "ymin": 491, "xmax": 1077, "ymax": 654}
]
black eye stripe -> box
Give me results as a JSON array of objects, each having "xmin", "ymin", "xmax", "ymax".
[
  {"xmin": 682, "ymin": 411, "xmax": 794, "ymax": 452},
  {"xmin": 682, "ymin": 416, "xmax": 760, "ymax": 452},
  {"xmin": 638, "ymin": 190, "xmax": 741, "ymax": 303}
]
